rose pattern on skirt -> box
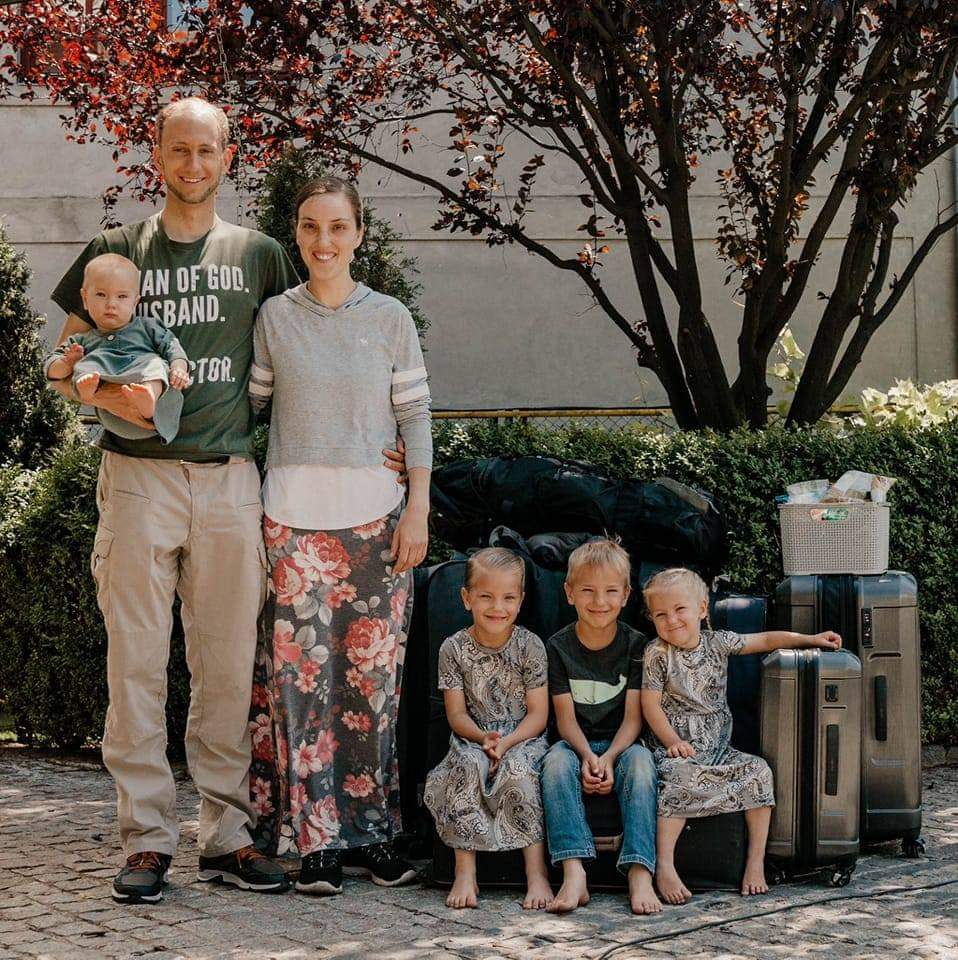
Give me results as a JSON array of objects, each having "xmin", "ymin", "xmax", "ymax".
[{"xmin": 249, "ymin": 507, "xmax": 411, "ymax": 856}]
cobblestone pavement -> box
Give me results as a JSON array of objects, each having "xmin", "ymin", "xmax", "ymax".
[{"xmin": 1, "ymin": 752, "xmax": 955, "ymax": 960}]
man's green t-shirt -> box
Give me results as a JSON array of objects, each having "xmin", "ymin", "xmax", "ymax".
[{"xmin": 52, "ymin": 214, "xmax": 299, "ymax": 461}]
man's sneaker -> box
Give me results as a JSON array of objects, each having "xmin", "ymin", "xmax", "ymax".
[
  {"xmin": 295, "ymin": 849, "xmax": 343, "ymax": 896},
  {"xmin": 196, "ymin": 845, "xmax": 290, "ymax": 893},
  {"xmin": 112, "ymin": 851, "xmax": 172, "ymax": 904},
  {"xmin": 341, "ymin": 843, "xmax": 417, "ymax": 886}
]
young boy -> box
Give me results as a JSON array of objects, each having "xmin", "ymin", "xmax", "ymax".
[
  {"xmin": 541, "ymin": 539, "xmax": 660, "ymax": 915},
  {"xmin": 45, "ymin": 253, "xmax": 190, "ymax": 443}
]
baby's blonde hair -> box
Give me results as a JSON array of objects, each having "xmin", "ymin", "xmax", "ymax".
[
  {"xmin": 464, "ymin": 547, "xmax": 525, "ymax": 591},
  {"xmin": 642, "ymin": 567, "xmax": 710, "ymax": 622},
  {"xmin": 566, "ymin": 538, "xmax": 631, "ymax": 588}
]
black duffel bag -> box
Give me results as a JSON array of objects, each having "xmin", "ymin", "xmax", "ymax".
[{"xmin": 430, "ymin": 456, "xmax": 728, "ymax": 579}]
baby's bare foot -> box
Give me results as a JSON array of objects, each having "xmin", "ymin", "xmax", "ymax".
[
  {"xmin": 655, "ymin": 862, "xmax": 692, "ymax": 905},
  {"xmin": 547, "ymin": 864, "xmax": 590, "ymax": 914},
  {"xmin": 741, "ymin": 857, "xmax": 768, "ymax": 896},
  {"xmin": 628, "ymin": 865, "xmax": 662, "ymax": 915},
  {"xmin": 523, "ymin": 873, "xmax": 554, "ymax": 910},
  {"xmin": 446, "ymin": 872, "xmax": 478, "ymax": 909},
  {"xmin": 122, "ymin": 382, "xmax": 157, "ymax": 421},
  {"xmin": 75, "ymin": 371, "xmax": 100, "ymax": 402}
]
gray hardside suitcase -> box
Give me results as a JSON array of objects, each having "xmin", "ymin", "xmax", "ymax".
[
  {"xmin": 775, "ymin": 573, "xmax": 924, "ymax": 855},
  {"xmin": 761, "ymin": 649, "xmax": 862, "ymax": 886}
]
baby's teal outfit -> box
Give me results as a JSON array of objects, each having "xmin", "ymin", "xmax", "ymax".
[{"xmin": 45, "ymin": 316, "xmax": 188, "ymax": 443}]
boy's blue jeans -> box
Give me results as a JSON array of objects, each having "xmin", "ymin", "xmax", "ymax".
[{"xmin": 541, "ymin": 739, "xmax": 657, "ymax": 876}]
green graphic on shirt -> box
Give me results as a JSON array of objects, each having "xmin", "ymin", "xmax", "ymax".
[{"xmin": 569, "ymin": 674, "xmax": 627, "ymax": 705}]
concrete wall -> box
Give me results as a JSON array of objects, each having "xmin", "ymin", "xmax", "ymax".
[{"xmin": 2, "ymin": 95, "xmax": 956, "ymax": 411}]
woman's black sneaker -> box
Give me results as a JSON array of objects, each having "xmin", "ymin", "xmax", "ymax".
[
  {"xmin": 295, "ymin": 849, "xmax": 343, "ymax": 895},
  {"xmin": 112, "ymin": 851, "xmax": 172, "ymax": 903},
  {"xmin": 342, "ymin": 843, "xmax": 417, "ymax": 886}
]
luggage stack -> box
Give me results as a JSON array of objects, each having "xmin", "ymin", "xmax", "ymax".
[{"xmin": 774, "ymin": 573, "xmax": 924, "ymax": 860}]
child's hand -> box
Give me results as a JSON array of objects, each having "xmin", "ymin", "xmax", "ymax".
[
  {"xmin": 63, "ymin": 343, "xmax": 85, "ymax": 369},
  {"xmin": 666, "ymin": 740, "xmax": 696, "ymax": 759},
  {"xmin": 593, "ymin": 754, "xmax": 615, "ymax": 794},
  {"xmin": 169, "ymin": 360, "xmax": 191, "ymax": 390},
  {"xmin": 487, "ymin": 737, "xmax": 510, "ymax": 774},
  {"xmin": 581, "ymin": 752, "xmax": 604, "ymax": 793},
  {"xmin": 481, "ymin": 731, "xmax": 501, "ymax": 765},
  {"xmin": 813, "ymin": 630, "xmax": 841, "ymax": 651}
]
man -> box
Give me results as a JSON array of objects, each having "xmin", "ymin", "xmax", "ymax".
[{"xmin": 49, "ymin": 97, "xmax": 404, "ymax": 903}]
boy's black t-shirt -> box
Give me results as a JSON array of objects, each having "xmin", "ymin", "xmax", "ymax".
[{"xmin": 547, "ymin": 621, "xmax": 648, "ymax": 741}]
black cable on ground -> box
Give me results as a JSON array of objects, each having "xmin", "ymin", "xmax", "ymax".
[{"xmin": 595, "ymin": 876, "xmax": 958, "ymax": 959}]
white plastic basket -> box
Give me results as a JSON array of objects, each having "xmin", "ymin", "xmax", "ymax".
[{"xmin": 779, "ymin": 501, "xmax": 890, "ymax": 576}]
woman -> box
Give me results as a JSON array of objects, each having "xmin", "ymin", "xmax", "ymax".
[{"xmin": 248, "ymin": 177, "xmax": 431, "ymax": 895}]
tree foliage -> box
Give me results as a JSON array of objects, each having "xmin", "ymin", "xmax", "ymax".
[
  {"xmin": 254, "ymin": 145, "xmax": 428, "ymax": 337},
  {"xmin": 2, "ymin": 1, "xmax": 957, "ymax": 427},
  {"xmin": 0, "ymin": 223, "xmax": 77, "ymax": 467}
]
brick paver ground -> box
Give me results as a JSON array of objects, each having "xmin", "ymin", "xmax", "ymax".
[{"xmin": 1, "ymin": 752, "xmax": 955, "ymax": 960}]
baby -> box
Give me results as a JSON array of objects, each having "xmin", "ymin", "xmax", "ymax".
[{"xmin": 45, "ymin": 253, "xmax": 190, "ymax": 442}]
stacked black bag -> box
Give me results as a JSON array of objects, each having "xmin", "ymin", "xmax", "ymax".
[{"xmin": 430, "ymin": 456, "xmax": 729, "ymax": 581}]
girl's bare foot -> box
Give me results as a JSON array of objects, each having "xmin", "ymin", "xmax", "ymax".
[
  {"xmin": 547, "ymin": 861, "xmax": 590, "ymax": 914},
  {"xmin": 523, "ymin": 873, "xmax": 554, "ymax": 910},
  {"xmin": 654, "ymin": 862, "xmax": 692, "ymax": 905},
  {"xmin": 446, "ymin": 872, "xmax": 478, "ymax": 909},
  {"xmin": 75, "ymin": 371, "xmax": 100, "ymax": 402},
  {"xmin": 122, "ymin": 382, "xmax": 157, "ymax": 421},
  {"xmin": 741, "ymin": 857, "xmax": 768, "ymax": 896},
  {"xmin": 628, "ymin": 864, "xmax": 662, "ymax": 915}
]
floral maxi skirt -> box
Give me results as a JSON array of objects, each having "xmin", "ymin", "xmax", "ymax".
[{"xmin": 249, "ymin": 508, "xmax": 411, "ymax": 857}]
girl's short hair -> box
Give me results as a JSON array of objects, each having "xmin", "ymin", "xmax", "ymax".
[
  {"xmin": 293, "ymin": 176, "xmax": 364, "ymax": 230},
  {"xmin": 463, "ymin": 547, "xmax": 526, "ymax": 592},
  {"xmin": 642, "ymin": 567, "xmax": 709, "ymax": 611},
  {"xmin": 565, "ymin": 538, "xmax": 631, "ymax": 587}
]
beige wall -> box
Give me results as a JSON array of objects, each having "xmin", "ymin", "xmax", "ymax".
[{"xmin": 2, "ymin": 97, "xmax": 956, "ymax": 411}]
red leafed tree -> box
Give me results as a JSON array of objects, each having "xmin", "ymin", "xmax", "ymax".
[{"xmin": 3, "ymin": 0, "xmax": 957, "ymax": 428}]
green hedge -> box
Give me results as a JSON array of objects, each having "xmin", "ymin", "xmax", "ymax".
[{"xmin": 1, "ymin": 421, "xmax": 956, "ymax": 748}]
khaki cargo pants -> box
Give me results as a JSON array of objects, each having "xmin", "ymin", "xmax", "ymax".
[{"xmin": 92, "ymin": 451, "xmax": 267, "ymax": 857}]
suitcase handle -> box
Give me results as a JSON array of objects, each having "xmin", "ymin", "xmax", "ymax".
[
  {"xmin": 874, "ymin": 675, "xmax": 888, "ymax": 742},
  {"xmin": 825, "ymin": 724, "xmax": 839, "ymax": 796}
]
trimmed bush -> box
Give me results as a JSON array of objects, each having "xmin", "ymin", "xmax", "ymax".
[{"xmin": 1, "ymin": 422, "xmax": 956, "ymax": 747}]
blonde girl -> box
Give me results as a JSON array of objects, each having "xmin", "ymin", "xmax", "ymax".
[
  {"xmin": 424, "ymin": 548, "xmax": 553, "ymax": 910},
  {"xmin": 640, "ymin": 568, "xmax": 840, "ymax": 902}
]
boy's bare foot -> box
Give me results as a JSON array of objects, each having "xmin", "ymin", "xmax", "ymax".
[
  {"xmin": 75, "ymin": 371, "xmax": 100, "ymax": 402},
  {"xmin": 446, "ymin": 872, "xmax": 478, "ymax": 909},
  {"xmin": 628, "ymin": 864, "xmax": 662, "ymax": 915},
  {"xmin": 523, "ymin": 873, "xmax": 554, "ymax": 910},
  {"xmin": 547, "ymin": 862, "xmax": 590, "ymax": 914},
  {"xmin": 741, "ymin": 857, "xmax": 768, "ymax": 896},
  {"xmin": 655, "ymin": 862, "xmax": 692, "ymax": 905},
  {"xmin": 122, "ymin": 383, "xmax": 157, "ymax": 421}
]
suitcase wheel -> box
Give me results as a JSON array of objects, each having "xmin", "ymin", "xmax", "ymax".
[
  {"xmin": 825, "ymin": 868, "xmax": 853, "ymax": 888},
  {"xmin": 902, "ymin": 837, "xmax": 926, "ymax": 859},
  {"xmin": 767, "ymin": 865, "xmax": 787, "ymax": 886}
]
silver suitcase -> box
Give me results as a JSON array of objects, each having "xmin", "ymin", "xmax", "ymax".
[
  {"xmin": 775, "ymin": 573, "xmax": 923, "ymax": 855},
  {"xmin": 761, "ymin": 649, "xmax": 862, "ymax": 886}
]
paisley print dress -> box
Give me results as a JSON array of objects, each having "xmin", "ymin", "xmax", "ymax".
[
  {"xmin": 424, "ymin": 626, "xmax": 549, "ymax": 851},
  {"xmin": 642, "ymin": 630, "xmax": 774, "ymax": 818}
]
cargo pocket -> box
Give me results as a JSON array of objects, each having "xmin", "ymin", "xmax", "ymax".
[{"xmin": 90, "ymin": 529, "xmax": 115, "ymax": 581}]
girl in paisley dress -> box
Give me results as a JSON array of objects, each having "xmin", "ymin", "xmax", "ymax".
[
  {"xmin": 424, "ymin": 548, "xmax": 553, "ymax": 911},
  {"xmin": 640, "ymin": 568, "xmax": 840, "ymax": 902}
]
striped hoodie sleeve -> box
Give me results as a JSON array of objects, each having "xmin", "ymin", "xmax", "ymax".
[
  {"xmin": 249, "ymin": 314, "xmax": 274, "ymax": 414},
  {"xmin": 391, "ymin": 307, "xmax": 432, "ymax": 470}
]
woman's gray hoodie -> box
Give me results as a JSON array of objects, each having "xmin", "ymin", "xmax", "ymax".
[{"xmin": 249, "ymin": 282, "xmax": 432, "ymax": 471}]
